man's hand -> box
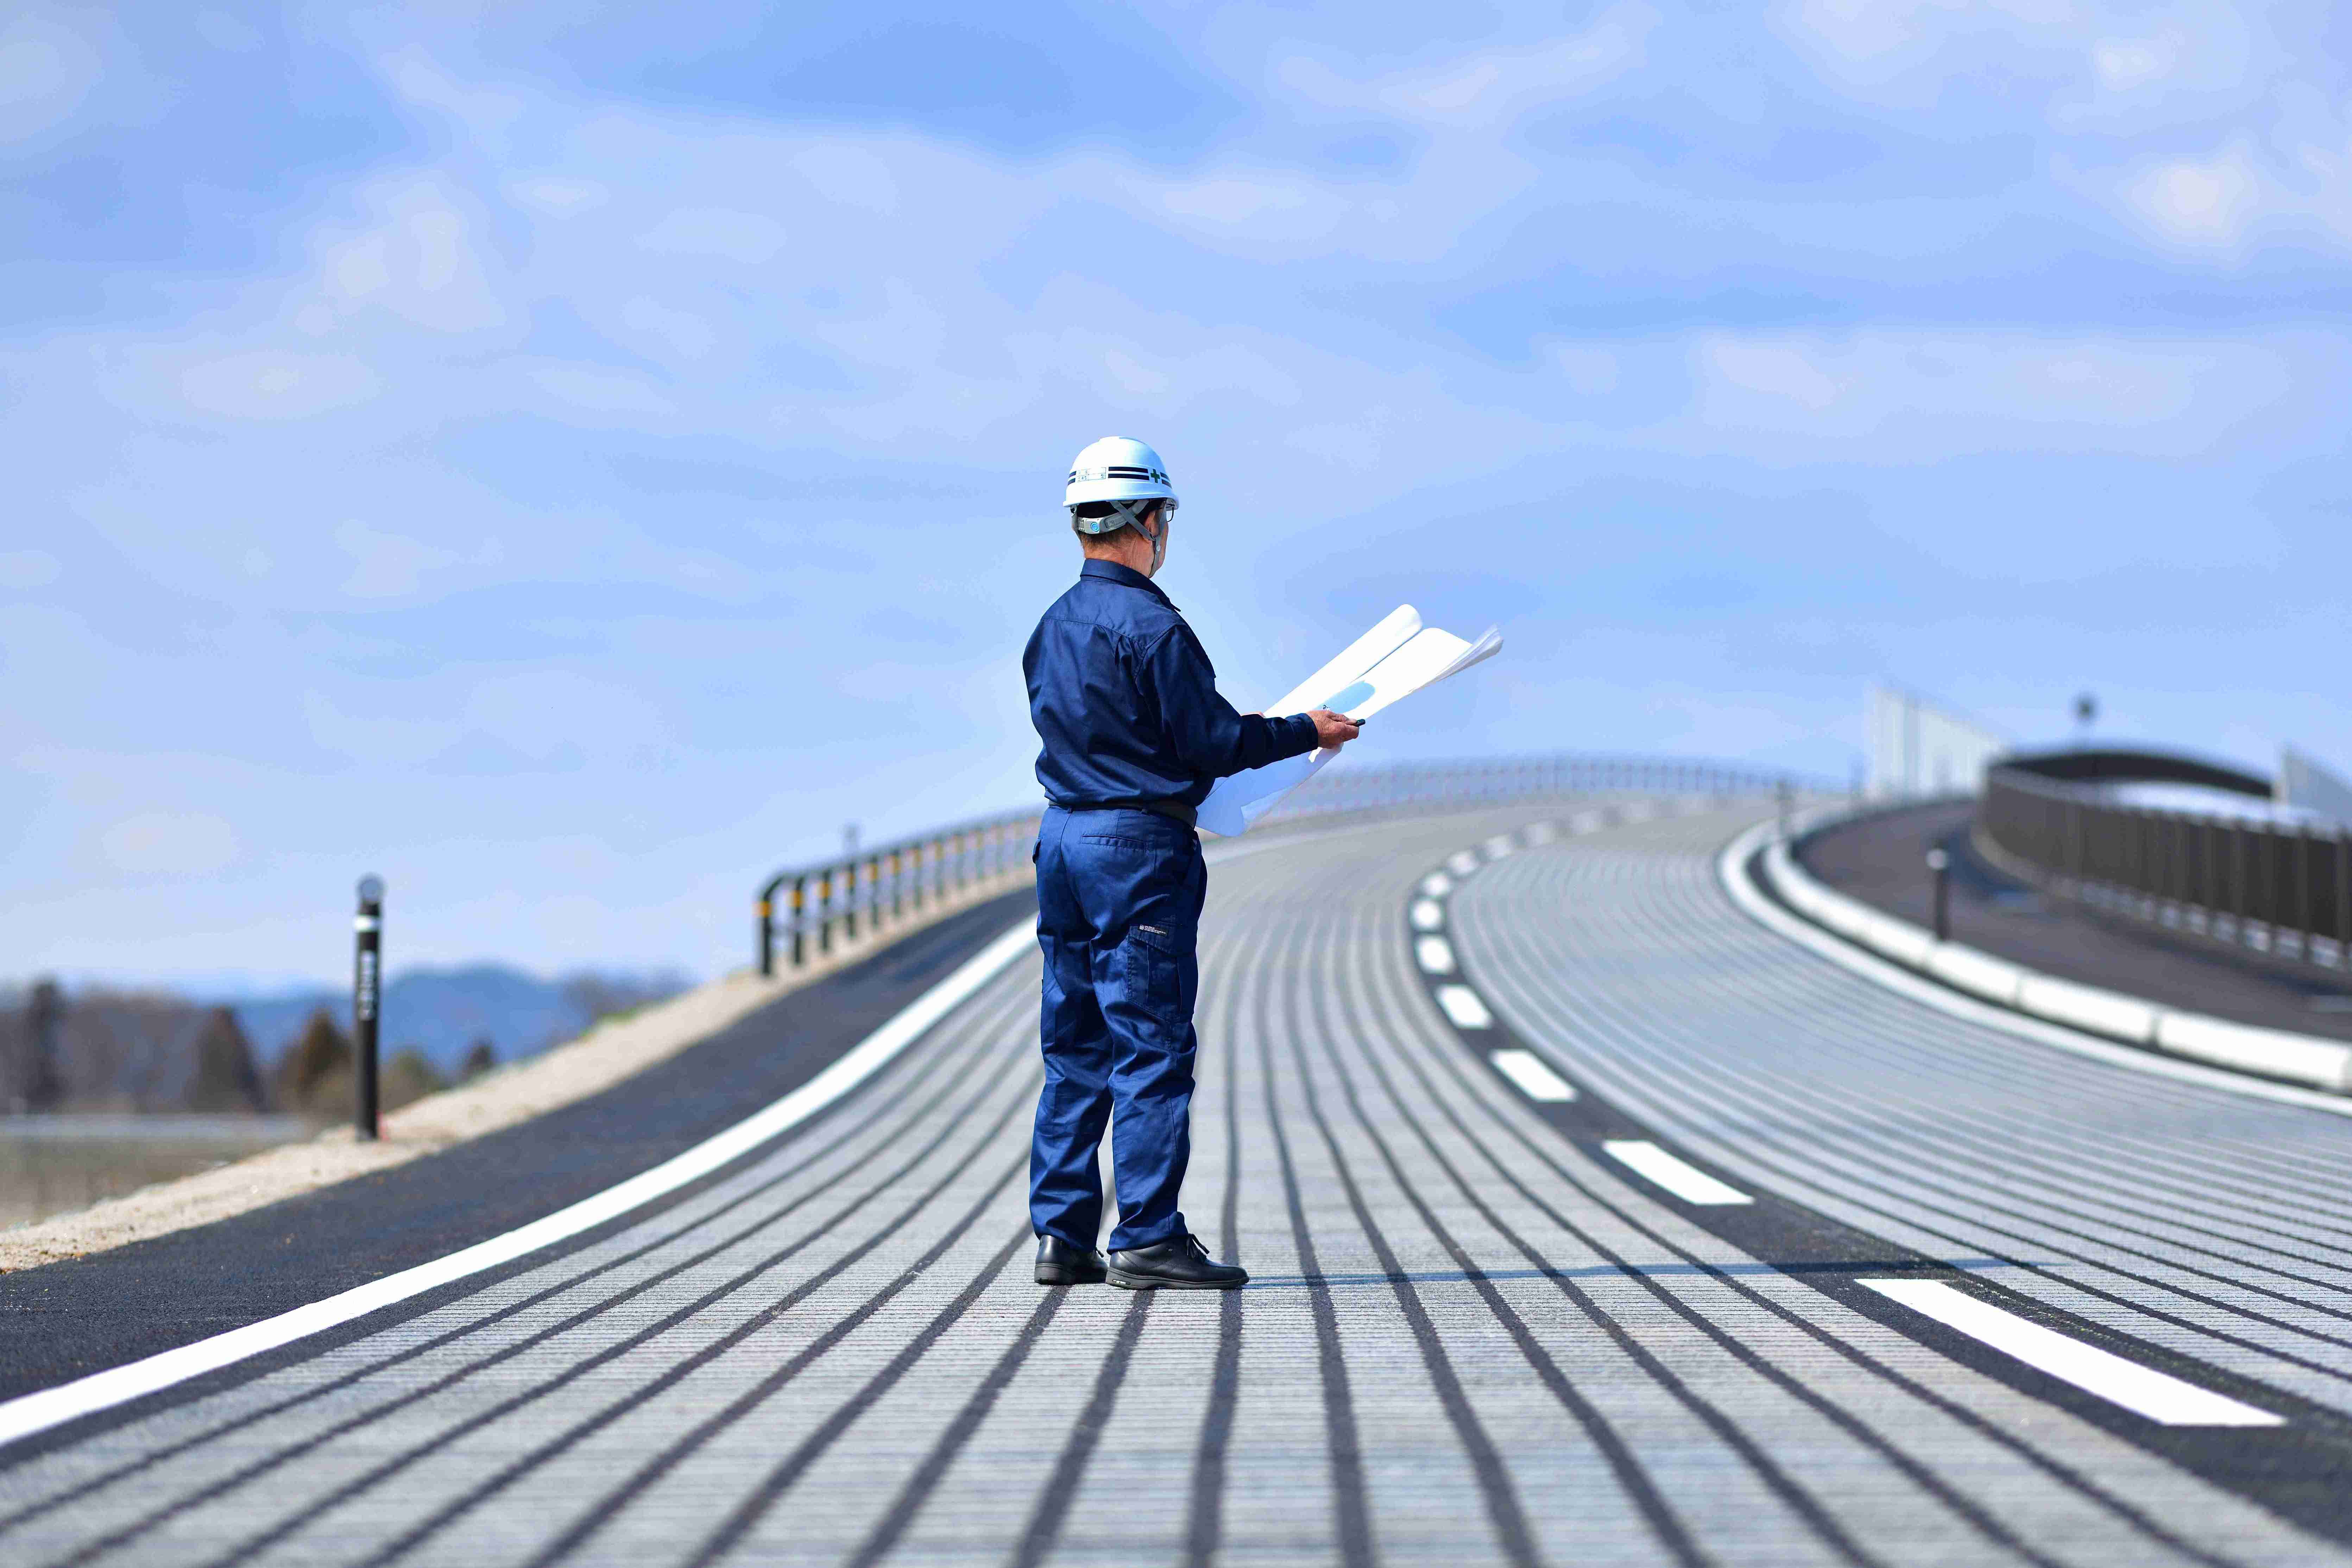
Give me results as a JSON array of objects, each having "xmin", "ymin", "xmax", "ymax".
[{"xmin": 1307, "ymin": 709, "xmax": 1362, "ymax": 749}]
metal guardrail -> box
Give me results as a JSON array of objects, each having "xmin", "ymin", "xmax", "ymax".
[
  {"xmin": 1981, "ymin": 764, "xmax": 2352, "ymax": 973},
  {"xmin": 756, "ymin": 810, "xmax": 1042, "ymax": 977},
  {"xmin": 1258, "ymin": 753, "xmax": 1808, "ymax": 826},
  {"xmin": 754, "ymin": 753, "xmax": 1823, "ymax": 976}
]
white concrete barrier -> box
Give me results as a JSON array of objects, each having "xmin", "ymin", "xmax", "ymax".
[{"xmin": 1761, "ymin": 816, "xmax": 2352, "ymax": 1095}]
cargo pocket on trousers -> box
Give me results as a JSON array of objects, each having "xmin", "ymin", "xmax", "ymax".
[{"xmin": 1122, "ymin": 922, "xmax": 1184, "ymax": 1033}]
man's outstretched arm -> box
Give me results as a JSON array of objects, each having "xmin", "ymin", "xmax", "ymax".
[{"xmin": 1146, "ymin": 626, "xmax": 1361, "ymax": 779}]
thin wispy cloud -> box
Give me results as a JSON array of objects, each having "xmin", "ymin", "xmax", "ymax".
[{"xmin": 4, "ymin": 1, "xmax": 2345, "ymax": 983}]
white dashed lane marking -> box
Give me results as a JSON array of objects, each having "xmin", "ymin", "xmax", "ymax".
[
  {"xmin": 1433, "ymin": 984, "xmax": 1495, "ymax": 1031},
  {"xmin": 1415, "ymin": 936, "xmax": 1457, "ymax": 975},
  {"xmin": 1482, "ymin": 835, "xmax": 1515, "ymax": 859},
  {"xmin": 1859, "ymin": 1279, "xmax": 2284, "ymax": 1428},
  {"xmin": 1488, "ymin": 1049, "xmax": 1576, "ymax": 1102},
  {"xmin": 1446, "ymin": 850, "xmax": 1480, "ymax": 876},
  {"xmin": 1419, "ymin": 872, "xmax": 1453, "ymax": 898},
  {"xmin": 1409, "ymin": 899, "xmax": 1445, "ymax": 932},
  {"xmin": 1602, "ymin": 1139, "xmax": 1754, "ymax": 1206}
]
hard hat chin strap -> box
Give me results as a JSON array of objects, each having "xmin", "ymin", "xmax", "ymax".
[{"xmin": 1131, "ymin": 500, "xmax": 1166, "ymax": 577}]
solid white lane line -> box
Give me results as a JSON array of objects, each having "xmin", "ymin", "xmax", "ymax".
[
  {"xmin": 1420, "ymin": 871, "xmax": 1454, "ymax": 898},
  {"xmin": 1410, "ymin": 899, "xmax": 1446, "ymax": 932},
  {"xmin": 0, "ymin": 920, "xmax": 1042, "ymax": 1453},
  {"xmin": 1603, "ymin": 1140, "xmax": 1754, "ymax": 1205},
  {"xmin": 1415, "ymin": 935, "xmax": 1457, "ymax": 975},
  {"xmin": 1860, "ymin": 1279, "xmax": 2283, "ymax": 1428},
  {"xmin": 1489, "ymin": 1049, "xmax": 1576, "ymax": 1102},
  {"xmin": 1434, "ymin": 984, "xmax": 1495, "ymax": 1030},
  {"xmin": 1447, "ymin": 850, "xmax": 1480, "ymax": 876}
]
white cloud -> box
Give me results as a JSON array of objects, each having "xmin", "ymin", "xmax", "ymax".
[
  {"xmin": 0, "ymin": 13, "xmax": 100, "ymax": 145},
  {"xmin": 178, "ymin": 351, "xmax": 381, "ymax": 419},
  {"xmin": 1689, "ymin": 330, "xmax": 2301, "ymax": 458},
  {"xmin": 335, "ymin": 519, "xmax": 460, "ymax": 598},
  {"xmin": 1550, "ymin": 345, "xmax": 1620, "ymax": 396},
  {"xmin": 99, "ymin": 812, "xmax": 239, "ymax": 876},
  {"xmin": 513, "ymin": 178, "xmax": 607, "ymax": 215},
  {"xmin": 1278, "ymin": 5, "xmax": 1656, "ymax": 131},
  {"xmin": 2092, "ymin": 32, "xmax": 2182, "ymax": 92},
  {"xmin": 619, "ymin": 296, "xmax": 716, "ymax": 361},
  {"xmin": 462, "ymin": 670, "xmax": 667, "ymax": 761},
  {"xmin": 791, "ymin": 143, "xmax": 900, "ymax": 214},
  {"xmin": 0, "ymin": 549, "xmax": 62, "ymax": 589},
  {"xmin": 528, "ymin": 364, "xmax": 678, "ymax": 418},
  {"xmin": 306, "ymin": 175, "xmax": 507, "ymax": 334},
  {"xmin": 637, "ymin": 206, "xmax": 790, "ymax": 263},
  {"xmin": 2124, "ymin": 145, "xmax": 2265, "ymax": 247}
]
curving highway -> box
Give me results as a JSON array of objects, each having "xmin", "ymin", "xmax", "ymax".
[{"xmin": 5, "ymin": 803, "xmax": 2352, "ymax": 1565}]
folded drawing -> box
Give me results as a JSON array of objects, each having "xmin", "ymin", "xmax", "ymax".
[{"xmin": 1197, "ymin": 606, "xmax": 1503, "ymax": 837}]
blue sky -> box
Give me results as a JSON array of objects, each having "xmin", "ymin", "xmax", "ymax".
[{"xmin": 4, "ymin": 1, "xmax": 2347, "ymax": 987}]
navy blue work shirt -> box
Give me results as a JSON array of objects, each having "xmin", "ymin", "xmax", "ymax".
[{"xmin": 1025, "ymin": 560, "xmax": 1319, "ymax": 813}]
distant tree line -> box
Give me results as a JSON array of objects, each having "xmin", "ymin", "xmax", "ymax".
[{"xmin": 0, "ymin": 985, "xmax": 507, "ymax": 1119}]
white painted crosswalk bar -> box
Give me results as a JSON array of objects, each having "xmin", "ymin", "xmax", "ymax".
[
  {"xmin": 1603, "ymin": 1140, "xmax": 1754, "ymax": 1205},
  {"xmin": 0, "ymin": 921, "xmax": 1042, "ymax": 1453},
  {"xmin": 1859, "ymin": 1279, "xmax": 2283, "ymax": 1427},
  {"xmin": 1489, "ymin": 1049, "xmax": 1576, "ymax": 1102}
]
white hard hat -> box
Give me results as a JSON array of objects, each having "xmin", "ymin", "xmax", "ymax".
[{"xmin": 1065, "ymin": 435, "xmax": 1176, "ymax": 516}]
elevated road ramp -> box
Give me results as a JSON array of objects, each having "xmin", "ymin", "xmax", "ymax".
[{"xmin": 5, "ymin": 802, "xmax": 2351, "ymax": 1566}]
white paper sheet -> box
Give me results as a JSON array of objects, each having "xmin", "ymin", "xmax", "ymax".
[{"xmin": 1196, "ymin": 606, "xmax": 1503, "ymax": 836}]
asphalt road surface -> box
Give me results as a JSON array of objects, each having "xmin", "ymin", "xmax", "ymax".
[{"xmin": 6, "ymin": 802, "xmax": 2352, "ymax": 1567}]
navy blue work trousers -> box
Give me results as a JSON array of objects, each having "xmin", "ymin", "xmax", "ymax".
[{"xmin": 1030, "ymin": 805, "xmax": 1205, "ymax": 1253}]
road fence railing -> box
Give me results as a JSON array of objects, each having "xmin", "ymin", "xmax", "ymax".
[
  {"xmin": 1980, "ymin": 764, "xmax": 2351, "ymax": 975},
  {"xmin": 754, "ymin": 752, "xmax": 1826, "ymax": 976}
]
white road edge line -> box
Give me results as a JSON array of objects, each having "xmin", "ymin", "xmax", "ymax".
[
  {"xmin": 1859, "ymin": 1279, "xmax": 2283, "ymax": 1427},
  {"xmin": 1714, "ymin": 818, "xmax": 2352, "ymax": 1122},
  {"xmin": 1489, "ymin": 1049, "xmax": 1576, "ymax": 1102},
  {"xmin": 1603, "ymin": 1139, "xmax": 1754, "ymax": 1205},
  {"xmin": 0, "ymin": 920, "xmax": 1042, "ymax": 1453}
]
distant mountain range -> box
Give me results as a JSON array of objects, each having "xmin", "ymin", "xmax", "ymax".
[{"xmin": 233, "ymin": 965, "xmax": 691, "ymax": 1077}]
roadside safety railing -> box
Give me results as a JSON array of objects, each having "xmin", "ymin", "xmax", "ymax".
[
  {"xmin": 1981, "ymin": 764, "xmax": 2352, "ymax": 974},
  {"xmin": 754, "ymin": 752, "xmax": 1825, "ymax": 976},
  {"xmin": 1259, "ymin": 753, "xmax": 1809, "ymax": 826},
  {"xmin": 757, "ymin": 810, "xmax": 1043, "ymax": 978}
]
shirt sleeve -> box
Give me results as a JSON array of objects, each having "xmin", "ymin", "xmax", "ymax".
[{"xmin": 1143, "ymin": 624, "xmax": 1322, "ymax": 779}]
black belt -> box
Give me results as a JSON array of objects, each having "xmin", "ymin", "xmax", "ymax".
[{"xmin": 1065, "ymin": 799, "xmax": 1197, "ymax": 829}]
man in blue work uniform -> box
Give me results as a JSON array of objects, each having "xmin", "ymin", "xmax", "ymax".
[{"xmin": 1025, "ymin": 437, "xmax": 1362, "ymax": 1290}]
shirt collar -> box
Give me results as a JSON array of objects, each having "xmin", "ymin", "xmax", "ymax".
[{"xmin": 1079, "ymin": 558, "xmax": 1177, "ymax": 609}]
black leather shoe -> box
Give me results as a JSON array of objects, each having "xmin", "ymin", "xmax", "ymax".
[
  {"xmin": 1107, "ymin": 1233, "xmax": 1247, "ymax": 1291},
  {"xmin": 1035, "ymin": 1235, "xmax": 1106, "ymax": 1286}
]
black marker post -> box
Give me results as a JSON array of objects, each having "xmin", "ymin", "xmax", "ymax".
[{"xmin": 354, "ymin": 875, "xmax": 384, "ymax": 1141}]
